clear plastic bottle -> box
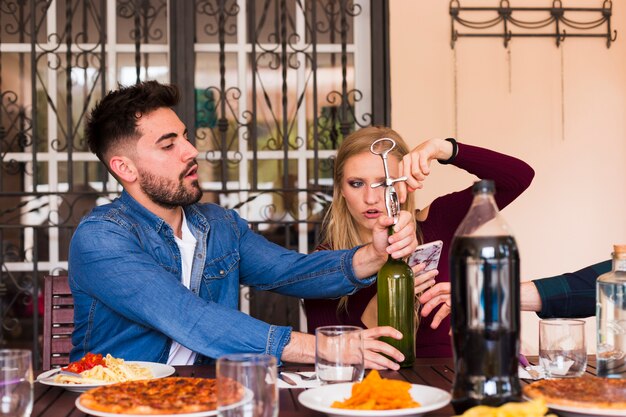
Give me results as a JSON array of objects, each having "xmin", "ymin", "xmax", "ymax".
[
  {"xmin": 596, "ymin": 245, "xmax": 626, "ymax": 378},
  {"xmin": 449, "ymin": 179, "xmax": 521, "ymax": 414}
]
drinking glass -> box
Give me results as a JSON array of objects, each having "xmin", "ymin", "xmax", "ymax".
[
  {"xmin": 315, "ymin": 325, "xmax": 364, "ymax": 384},
  {"xmin": 0, "ymin": 350, "xmax": 32, "ymax": 417},
  {"xmin": 217, "ymin": 353, "xmax": 278, "ymax": 417},
  {"xmin": 539, "ymin": 319, "xmax": 587, "ymax": 378}
]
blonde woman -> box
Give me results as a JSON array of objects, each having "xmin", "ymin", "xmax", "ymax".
[{"xmin": 304, "ymin": 126, "xmax": 534, "ymax": 358}]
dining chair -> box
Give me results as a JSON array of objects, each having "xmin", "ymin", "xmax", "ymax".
[{"xmin": 43, "ymin": 274, "xmax": 74, "ymax": 370}]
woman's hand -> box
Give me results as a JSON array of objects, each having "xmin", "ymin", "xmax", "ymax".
[
  {"xmin": 362, "ymin": 326, "xmax": 405, "ymax": 370},
  {"xmin": 397, "ymin": 138, "xmax": 455, "ymax": 202},
  {"xmin": 411, "ymin": 263, "xmax": 439, "ymax": 295},
  {"xmin": 418, "ymin": 282, "xmax": 451, "ymax": 329}
]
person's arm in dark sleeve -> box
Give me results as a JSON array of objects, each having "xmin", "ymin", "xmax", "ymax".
[{"xmin": 529, "ymin": 260, "xmax": 612, "ymax": 318}]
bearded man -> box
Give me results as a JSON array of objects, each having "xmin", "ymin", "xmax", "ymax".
[{"xmin": 69, "ymin": 81, "xmax": 418, "ymax": 368}]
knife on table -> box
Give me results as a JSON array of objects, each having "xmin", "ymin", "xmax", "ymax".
[{"xmin": 278, "ymin": 372, "xmax": 297, "ymax": 386}]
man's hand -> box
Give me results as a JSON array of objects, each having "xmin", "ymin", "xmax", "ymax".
[
  {"xmin": 280, "ymin": 329, "xmax": 405, "ymax": 371},
  {"xmin": 352, "ymin": 210, "xmax": 418, "ymax": 279},
  {"xmin": 362, "ymin": 327, "xmax": 404, "ymax": 370},
  {"xmin": 371, "ymin": 210, "xmax": 418, "ymax": 260}
]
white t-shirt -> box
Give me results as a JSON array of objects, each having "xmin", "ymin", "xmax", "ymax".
[{"xmin": 167, "ymin": 211, "xmax": 198, "ymax": 365}]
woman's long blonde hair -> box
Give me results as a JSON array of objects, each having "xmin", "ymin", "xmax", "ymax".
[{"xmin": 321, "ymin": 126, "xmax": 423, "ymax": 313}]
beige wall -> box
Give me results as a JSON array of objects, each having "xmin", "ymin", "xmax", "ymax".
[{"xmin": 389, "ymin": 0, "xmax": 626, "ymax": 354}]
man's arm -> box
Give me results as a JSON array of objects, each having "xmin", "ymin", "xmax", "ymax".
[
  {"xmin": 281, "ymin": 328, "xmax": 406, "ymax": 370},
  {"xmin": 70, "ymin": 219, "xmax": 292, "ymax": 360},
  {"xmin": 520, "ymin": 281, "xmax": 542, "ymax": 312},
  {"xmin": 524, "ymin": 260, "xmax": 611, "ymax": 318}
]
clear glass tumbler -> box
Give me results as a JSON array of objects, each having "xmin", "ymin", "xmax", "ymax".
[
  {"xmin": 315, "ymin": 325, "xmax": 364, "ymax": 384},
  {"xmin": 539, "ymin": 319, "xmax": 587, "ymax": 378},
  {"xmin": 0, "ymin": 349, "xmax": 33, "ymax": 417},
  {"xmin": 217, "ymin": 353, "xmax": 278, "ymax": 417}
]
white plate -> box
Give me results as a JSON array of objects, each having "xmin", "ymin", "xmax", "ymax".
[
  {"xmin": 544, "ymin": 402, "xmax": 626, "ymax": 417},
  {"xmin": 74, "ymin": 387, "xmax": 253, "ymax": 417},
  {"xmin": 36, "ymin": 361, "xmax": 175, "ymax": 393},
  {"xmin": 75, "ymin": 399, "xmax": 217, "ymax": 417},
  {"xmin": 298, "ymin": 382, "xmax": 451, "ymax": 417}
]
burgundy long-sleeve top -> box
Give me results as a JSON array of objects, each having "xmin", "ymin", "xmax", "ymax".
[{"xmin": 304, "ymin": 142, "xmax": 535, "ymax": 358}]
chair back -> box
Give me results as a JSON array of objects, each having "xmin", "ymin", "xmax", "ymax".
[{"xmin": 43, "ymin": 275, "xmax": 74, "ymax": 370}]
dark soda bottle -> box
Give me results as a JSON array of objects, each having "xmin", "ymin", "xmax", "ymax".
[{"xmin": 450, "ymin": 179, "xmax": 521, "ymax": 414}]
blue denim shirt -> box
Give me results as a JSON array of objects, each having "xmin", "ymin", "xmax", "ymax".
[{"xmin": 68, "ymin": 191, "xmax": 375, "ymax": 363}]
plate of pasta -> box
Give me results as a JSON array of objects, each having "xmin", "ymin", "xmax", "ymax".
[{"xmin": 37, "ymin": 353, "xmax": 175, "ymax": 392}]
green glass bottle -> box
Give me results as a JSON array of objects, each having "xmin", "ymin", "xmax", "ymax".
[
  {"xmin": 377, "ymin": 229, "xmax": 416, "ymax": 367},
  {"xmin": 370, "ymin": 137, "xmax": 415, "ymax": 368}
]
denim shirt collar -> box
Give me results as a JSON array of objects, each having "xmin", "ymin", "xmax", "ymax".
[{"xmin": 118, "ymin": 190, "xmax": 209, "ymax": 237}]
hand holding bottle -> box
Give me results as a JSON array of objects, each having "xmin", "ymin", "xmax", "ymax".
[{"xmin": 370, "ymin": 210, "xmax": 418, "ymax": 260}]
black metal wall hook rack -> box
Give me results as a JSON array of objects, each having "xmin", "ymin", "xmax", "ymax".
[{"xmin": 450, "ymin": 0, "xmax": 617, "ymax": 48}]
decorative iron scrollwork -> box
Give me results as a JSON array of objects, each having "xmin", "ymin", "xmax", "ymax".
[{"xmin": 450, "ymin": 0, "xmax": 617, "ymax": 48}]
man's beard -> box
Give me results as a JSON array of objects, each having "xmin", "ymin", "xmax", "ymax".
[{"xmin": 138, "ymin": 163, "xmax": 202, "ymax": 209}]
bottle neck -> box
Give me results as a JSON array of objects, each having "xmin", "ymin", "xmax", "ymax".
[{"xmin": 613, "ymin": 254, "xmax": 626, "ymax": 272}]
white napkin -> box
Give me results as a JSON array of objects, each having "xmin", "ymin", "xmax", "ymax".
[
  {"xmin": 277, "ymin": 371, "xmax": 321, "ymax": 389},
  {"xmin": 518, "ymin": 365, "xmax": 545, "ymax": 380}
]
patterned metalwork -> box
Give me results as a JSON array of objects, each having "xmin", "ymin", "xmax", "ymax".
[
  {"xmin": 1, "ymin": 0, "xmax": 376, "ymax": 364},
  {"xmin": 450, "ymin": 0, "xmax": 617, "ymax": 48}
]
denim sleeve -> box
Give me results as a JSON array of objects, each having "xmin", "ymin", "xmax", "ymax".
[
  {"xmin": 533, "ymin": 260, "xmax": 612, "ymax": 319},
  {"xmin": 230, "ymin": 210, "xmax": 376, "ymax": 297},
  {"xmin": 69, "ymin": 219, "xmax": 292, "ymax": 361}
]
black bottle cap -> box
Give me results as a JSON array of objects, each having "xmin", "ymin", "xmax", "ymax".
[{"xmin": 472, "ymin": 179, "xmax": 495, "ymax": 194}]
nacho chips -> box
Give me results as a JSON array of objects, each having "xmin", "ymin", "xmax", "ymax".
[{"xmin": 331, "ymin": 370, "xmax": 420, "ymax": 410}]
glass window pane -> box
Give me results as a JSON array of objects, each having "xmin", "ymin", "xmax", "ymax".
[{"xmin": 116, "ymin": 53, "xmax": 169, "ymax": 85}]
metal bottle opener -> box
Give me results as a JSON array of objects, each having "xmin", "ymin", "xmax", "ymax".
[{"xmin": 370, "ymin": 138, "xmax": 407, "ymax": 224}]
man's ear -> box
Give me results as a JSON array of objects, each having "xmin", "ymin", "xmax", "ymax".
[{"xmin": 109, "ymin": 156, "xmax": 137, "ymax": 183}]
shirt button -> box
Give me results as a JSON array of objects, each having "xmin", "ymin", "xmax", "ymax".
[
  {"xmin": 196, "ymin": 253, "xmax": 203, "ymax": 259},
  {"xmin": 219, "ymin": 270, "xmax": 225, "ymax": 275}
]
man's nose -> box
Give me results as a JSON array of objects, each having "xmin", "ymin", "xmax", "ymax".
[{"xmin": 182, "ymin": 139, "xmax": 199, "ymax": 160}]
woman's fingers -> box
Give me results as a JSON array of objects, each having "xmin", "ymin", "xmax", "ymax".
[
  {"xmin": 419, "ymin": 282, "xmax": 451, "ymax": 317},
  {"xmin": 413, "ymin": 269, "xmax": 439, "ymax": 294},
  {"xmin": 430, "ymin": 302, "xmax": 451, "ymax": 329}
]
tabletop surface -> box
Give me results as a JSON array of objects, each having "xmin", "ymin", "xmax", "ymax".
[{"xmin": 33, "ymin": 357, "xmax": 598, "ymax": 417}]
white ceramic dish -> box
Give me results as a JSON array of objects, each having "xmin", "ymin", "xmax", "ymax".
[
  {"xmin": 544, "ymin": 402, "xmax": 626, "ymax": 417},
  {"xmin": 75, "ymin": 399, "xmax": 217, "ymax": 417},
  {"xmin": 36, "ymin": 361, "xmax": 175, "ymax": 393},
  {"xmin": 298, "ymin": 382, "xmax": 451, "ymax": 417}
]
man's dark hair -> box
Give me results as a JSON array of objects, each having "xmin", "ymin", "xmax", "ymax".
[{"xmin": 85, "ymin": 80, "xmax": 180, "ymax": 164}]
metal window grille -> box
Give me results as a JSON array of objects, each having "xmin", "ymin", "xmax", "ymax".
[{"xmin": 0, "ymin": 0, "xmax": 388, "ymax": 368}]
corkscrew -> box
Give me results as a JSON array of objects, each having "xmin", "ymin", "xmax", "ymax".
[{"xmin": 370, "ymin": 138, "xmax": 407, "ymax": 224}]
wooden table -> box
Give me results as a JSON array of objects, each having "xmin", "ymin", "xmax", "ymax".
[{"xmin": 32, "ymin": 357, "xmax": 598, "ymax": 417}]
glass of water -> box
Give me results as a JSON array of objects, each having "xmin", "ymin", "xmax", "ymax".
[
  {"xmin": 539, "ymin": 319, "xmax": 587, "ymax": 378},
  {"xmin": 217, "ymin": 353, "xmax": 278, "ymax": 417},
  {"xmin": 315, "ymin": 325, "xmax": 364, "ymax": 385},
  {"xmin": 0, "ymin": 349, "xmax": 32, "ymax": 417}
]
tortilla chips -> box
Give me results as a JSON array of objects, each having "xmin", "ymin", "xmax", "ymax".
[{"xmin": 331, "ymin": 370, "xmax": 420, "ymax": 410}]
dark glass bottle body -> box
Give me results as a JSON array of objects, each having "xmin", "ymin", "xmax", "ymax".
[
  {"xmin": 377, "ymin": 229, "xmax": 415, "ymax": 367},
  {"xmin": 450, "ymin": 180, "xmax": 521, "ymax": 414}
]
